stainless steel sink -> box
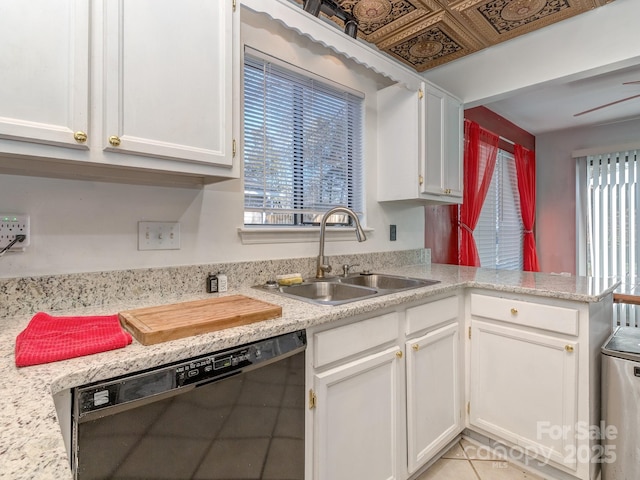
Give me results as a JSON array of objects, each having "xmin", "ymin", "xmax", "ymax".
[
  {"xmin": 254, "ymin": 273, "xmax": 440, "ymax": 306},
  {"xmin": 279, "ymin": 282, "xmax": 378, "ymax": 306},
  {"xmin": 339, "ymin": 273, "xmax": 439, "ymax": 291}
]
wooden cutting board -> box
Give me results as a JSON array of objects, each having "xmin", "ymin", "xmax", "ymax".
[{"xmin": 119, "ymin": 295, "xmax": 282, "ymax": 345}]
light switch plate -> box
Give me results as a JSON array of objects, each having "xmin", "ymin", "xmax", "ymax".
[{"xmin": 138, "ymin": 221, "xmax": 180, "ymax": 251}]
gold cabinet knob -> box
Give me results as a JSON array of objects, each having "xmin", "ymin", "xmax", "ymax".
[
  {"xmin": 565, "ymin": 345, "xmax": 574, "ymax": 353},
  {"xmin": 108, "ymin": 135, "xmax": 121, "ymax": 147},
  {"xmin": 418, "ymin": 175, "xmax": 424, "ymax": 186},
  {"xmin": 412, "ymin": 344, "xmax": 419, "ymax": 351},
  {"xmin": 510, "ymin": 308, "xmax": 518, "ymax": 315},
  {"xmin": 73, "ymin": 131, "xmax": 87, "ymax": 143},
  {"xmin": 396, "ymin": 351, "xmax": 403, "ymax": 359}
]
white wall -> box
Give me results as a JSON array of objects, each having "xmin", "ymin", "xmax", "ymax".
[
  {"xmin": 417, "ymin": 0, "xmax": 640, "ymax": 275},
  {"xmin": 536, "ymin": 117, "xmax": 640, "ymax": 274},
  {"xmin": 0, "ymin": 9, "xmax": 425, "ymax": 279},
  {"xmin": 423, "ymin": 0, "xmax": 640, "ymax": 106}
]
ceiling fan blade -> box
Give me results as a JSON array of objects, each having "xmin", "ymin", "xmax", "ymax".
[
  {"xmin": 623, "ymin": 81, "xmax": 640, "ymax": 85},
  {"xmin": 573, "ymin": 93, "xmax": 640, "ymax": 117}
]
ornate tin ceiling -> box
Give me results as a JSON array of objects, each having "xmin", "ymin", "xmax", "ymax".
[{"xmin": 300, "ymin": 0, "xmax": 614, "ymax": 72}]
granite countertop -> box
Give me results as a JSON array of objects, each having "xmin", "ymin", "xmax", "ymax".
[{"xmin": 0, "ymin": 264, "xmax": 619, "ymax": 479}]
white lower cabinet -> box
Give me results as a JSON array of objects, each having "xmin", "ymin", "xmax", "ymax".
[
  {"xmin": 306, "ymin": 294, "xmax": 463, "ymax": 480},
  {"xmin": 406, "ymin": 322, "xmax": 461, "ymax": 474},
  {"xmin": 469, "ymin": 320, "xmax": 579, "ymax": 470},
  {"xmin": 467, "ymin": 290, "xmax": 612, "ymax": 480},
  {"xmin": 312, "ymin": 346, "xmax": 403, "ymax": 480},
  {"xmin": 305, "ymin": 289, "xmax": 612, "ymax": 480}
]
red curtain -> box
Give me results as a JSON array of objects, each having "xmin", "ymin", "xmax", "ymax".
[
  {"xmin": 514, "ymin": 144, "xmax": 540, "ymax": 271},
  {"xmin": 459, "ymin": 120, "xmax": 499, "ymax": 266}
]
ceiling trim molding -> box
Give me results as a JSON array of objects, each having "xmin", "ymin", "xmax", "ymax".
[{"xmin": 240, "ymin": 0, "xmax": 423, "ymax": 89}]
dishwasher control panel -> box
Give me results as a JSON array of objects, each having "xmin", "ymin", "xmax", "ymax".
[
  {"xmin": 74, "ymin": 330, "xmax": 306, "ymax": 420},
  {"xmin": 175, "ymin": 346, "xmax": 253, "ymax": 387}
]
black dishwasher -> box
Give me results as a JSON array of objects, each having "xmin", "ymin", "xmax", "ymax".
[{"xmin": 72, "ymin": 330, "xmax": 306, "ymax": 480}]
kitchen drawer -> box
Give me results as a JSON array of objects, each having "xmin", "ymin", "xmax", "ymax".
[
  {"xmin": 469, "ymin": 293, "xmax": 579, "ymax": 336},
  {"xmin": 406, "ymin": 295, "xmax": 459, "ymax": 335},
  {"xmin": 313, "ymin": 312, "xmax": 399, "ymax": 368}
]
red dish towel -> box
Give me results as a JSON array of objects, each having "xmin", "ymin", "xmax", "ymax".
[{"xmin": 15, "ymin": 312, "xmax": 133, "ymax": 367}]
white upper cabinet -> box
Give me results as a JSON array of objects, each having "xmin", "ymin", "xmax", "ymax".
[
  {"xmin": 423, "ymin": 85, "xmax": 463, "ymax": 199},
  {"xmin": 0, "ymin": 0, "xmax": 238, "ymax": 185},
  {"xmin": 377, "ymin": 81, "xmax": 463, "ymax": 204},
  {"xmin": 103, "ymin": 0, "xmax": 232, "ymax": 166},
  {"xmin": 0, "ymin": 0, "xmax": 89, "ymax": 148}
]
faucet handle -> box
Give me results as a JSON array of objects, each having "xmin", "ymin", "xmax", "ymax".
[{"xmin": 342, "ymin": 263, "xmax": 360, "ymax": 276}]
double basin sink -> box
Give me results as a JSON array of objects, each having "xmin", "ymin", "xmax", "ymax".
[{"xmin": 256, "ymin": 273, "xmax": 440, "ymax": 306}]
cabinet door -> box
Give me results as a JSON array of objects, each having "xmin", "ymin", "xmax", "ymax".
[
  {"xmin": 406, "ymin": 322, "xmax": 461, "ymax": 474},
  {"xmin": 377, "ymin": 83, "xmax": 422, "ymax": 202},
  {"xmin": 312, "ymin": 347, "xmax": 402, "ymax": 480},
  {"xmin": 469, "ymin": 320, "xmax": 579, "ymax": 470},
  {"xmin": 443, "ymin": 94, "xmax": 463, "ymax": 197},
  {"xmin": 0, "ymin": 0, "xmax": 89, "ymax": 148},
  {"xmin": 422, "ymin": 85, "xmax": 462, "ymax": 199},
  {"xmin": 103, "ymin": 0, "xmax": 233, "ymax": 166}
]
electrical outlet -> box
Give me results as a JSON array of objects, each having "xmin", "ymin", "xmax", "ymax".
[
  {"xmin": 138, "ymin": 221, "xmax": 180, "ymax": 251},
  {"xmin": 0, "ymin": 214, "xmax": 30, "ymax": 251}
]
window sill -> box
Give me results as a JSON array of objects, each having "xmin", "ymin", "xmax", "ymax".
[{"xmin": 237, "ymin": 226, "xmax": 374, "ymax": 245}]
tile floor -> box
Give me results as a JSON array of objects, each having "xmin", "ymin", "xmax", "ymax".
[{"xmin": 416, "ymin": 438, "xmax": 544, "ymax": 480}]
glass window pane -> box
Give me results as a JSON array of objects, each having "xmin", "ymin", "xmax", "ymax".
[
  {"xmin": 476, "ymin": 149, "xmax": 524, "ymax": 270},
  {"xmin": 243, "ymin": 53, "xmax": 363, "ymax": 226}
]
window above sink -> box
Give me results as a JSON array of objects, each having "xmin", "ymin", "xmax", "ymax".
[{"xmin": 242, "ymin": 48, "xmax": 365, "ymax": 229}]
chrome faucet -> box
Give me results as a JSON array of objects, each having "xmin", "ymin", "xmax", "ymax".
[{"xmin": 316, "ymin": 207, "xmax": 366, "ymax": 279}]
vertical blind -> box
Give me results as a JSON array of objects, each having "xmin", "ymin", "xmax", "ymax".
[
  {"xmin": 587, "ymin": 150, "xmax": 640, "ymax": 326},
  {"xmin": 475, "ymin": 149, "xmax": 524, "ymax": 270},
  {"xmin": 243, "ymin": 51, "xmax": 364, "ymax": 226}
]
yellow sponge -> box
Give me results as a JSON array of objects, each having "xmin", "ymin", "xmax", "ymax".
[{"xmin": 276, "ymin": 273, "xmax": 304, "ymax": 286}]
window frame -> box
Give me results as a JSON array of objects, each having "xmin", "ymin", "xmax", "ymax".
[
  {"xmin": 581, "ymin": 149, "xmax": 640, "ymax": 326},
  {"xmin": 474, "ymin": 148, "xmax": 524, "ymax": 270},
  {"xmin": 241, "ymin": 47, "xmax": 365, "ymax": 231}
]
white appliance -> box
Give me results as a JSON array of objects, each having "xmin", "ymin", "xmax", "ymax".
[{"xmin": 601, "ymin": 326, "xmax": 640, "ymax": 480}]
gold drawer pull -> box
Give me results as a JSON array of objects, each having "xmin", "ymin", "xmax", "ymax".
[
  {"xmin": 510, "ymin": 308, "xmax": 518, "ymax": 315},
  {"xmin": 396, "ymin": 351, "xmax": 403, "ymax": 359},
  {"xmin": 565, "ymin": 345, "xmax": 574, "ymax": 353},
  {"xmin": 412, "ymin": 344, "xmax": 419, "ymax": 351},
  {"xmin": 108, "ymin": 135, "xmax": 121, "ymax": 147}
]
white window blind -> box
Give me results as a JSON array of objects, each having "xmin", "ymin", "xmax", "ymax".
[
  {"xmin": 243, "ymin": 50, "xmax": 364, "ymax": 226},
  {"xmin": 587, "ymin": 150, "xmax": 640, "ymax": 327},
  {"xmin": 475, "ymin": 149, "xmax": 524, "ymax": 270}
]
